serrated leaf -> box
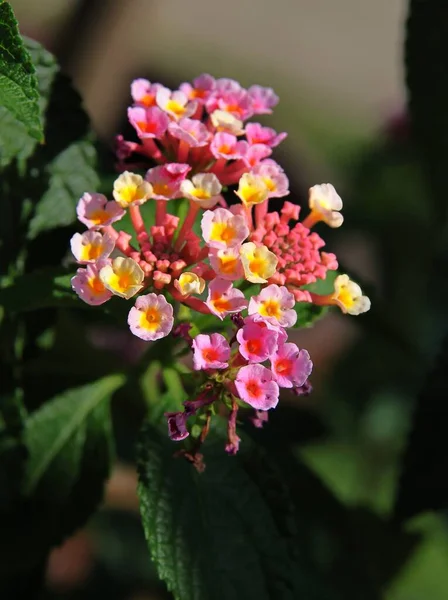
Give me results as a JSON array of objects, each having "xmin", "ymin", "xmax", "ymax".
[
  {"xmin": 0, "ymin": 4, "xmax": 42, "ymax": 142},
  {"xmin": 137, "ymin": 423, "xmax": 335, "ymax": 600},
  {"xmin": 0, "ymin": 375, "xmax": 124, "ymax": 577},
  {"xmin": 394, "ymin": 332, "xmax": 448, "ymax": 521}
]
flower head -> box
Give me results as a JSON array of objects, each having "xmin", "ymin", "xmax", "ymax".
[
  {"xmin": 240, "ymin": 242, "xmax": 277, "ymax": 283},
  {"xmin": 236, "ymin": 319, "xmax": 278, "ymax": 363},
  {"xmin": 209, "ymin": 246, "xmax": 244, "ymax": 280},
  {"xmin": 131, "ymin": 79, "xmax": 164, "ymax": 107},
  {"xmin": 100, "ymin": 257, "xmax": 144, "ymax": 299},
  {"xmin": 174, "ymin": 272, "xmax": 205, "ymax": 297},
  {"xmin": 206, "ymin": 84, "xmax": 254, "ymax": 120},
  {"xmin": 271, "ymin": 343, "xmax": 312, "ymax": 388},
  {"xmin": 71, "ymin": 260, "xmax": 113, "ymax": 306},
  {"xmin": 235, "ymin": 173, "xmax": 270, "ymax": 206},
  {"xmin": 192, "ymin": 333, "xmax": 231, "ymax": 370},
  {"xmin": 77, "ymin": 193, "xmax": 125, "ymax": 229},
  {"xmin": 331, "ymin": 274, "xmax": 371, "ymax": 315},
  {"xmin": 235, "ymin": 364, "xmax": 279, "ymax": 410},
  {"xmin": 249, "ymin": 284, "xmax": 297, "ymax": 328},
  {"xmin": 146, "ymin": 163, "xmax": 191, "ymax": 200},
  {"xmin": 128, "ymin": 293, "xmax": 174, "ymax": 341},
  {"xmin": 206, "ymin": 278, "xmax": 247, "ymax": 319},
  {"xmin": 210, "ymin": 132, "xmax": 247, "ymax": 160},
  {"xmin": 113, "ymin": 171, "xmax": 153, "ymax": 208},
  {"xmin": 180, "ymin": 173, "xmax": 222, "ymax": 208},
  {"xmin": 70, "ymin": 230, "xmax": 115, "ymax": 264},
  {"xmin": 180, "ymin": 73, "xmax": 216, "ymax": 103},
  {"xmin": 168, "ymin": 117, "xmax": 211, "ymax": 147},
  {"xmin": 242, "ymin": 144, "xmax": 272, "ymax": 169},
  {"xmin": 201, "ymin": 208, "xmax": 249, "ymax": 249},
  {"xmin": 252, "ymin": 161, "xmax": 289, "ymax": 198},
  {"xmin": 247, "ymin": 85, "xmax": 279, "ymax": 114},
  {"xmin": 156, "ymin": 88, "xmax": 197, "ymax": 120},
  {"xmin": 127, "ymin": 106, "xmax": 169, "ymax": 139},
  {"xmin": 308, "ymin": 183, "xmax": 343, "ymax": 228},
  {"xmin": 245, "ymin": 123, "xmax": 287, "ymax": 147},
  {"xmin": 210, "ymin": 110, "xmax": 244, "ymax": 135}
]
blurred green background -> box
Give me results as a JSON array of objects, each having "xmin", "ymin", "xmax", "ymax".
[{"xmin": 8, "ymin": 1, "xmax": 448, "ymax": 599}]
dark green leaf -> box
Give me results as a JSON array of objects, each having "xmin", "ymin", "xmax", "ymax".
[
  {"xmin": 294, "ymin": 302, "xmax": 328, "ymax": 328},
  {"xmin": 137, "ymin": 423, "xmax": 336, "ymax": 600},
  {"xmin": 0, "ymin": 4, "xmax": 42, "ymax": 142}
]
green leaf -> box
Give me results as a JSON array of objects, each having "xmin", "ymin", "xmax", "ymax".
[
  {"xmin": 0, "ymin": 4, "xmax": 42, "ymax": 142},
  {"xmin": 294, "ymin": 302, "xmax": 328, "ymax": 328},
  {"xmin": 137, "ymin": 423, "xmax": 336, "ymax": 600},
  {"xmin": 0, "ymin": 375, "xmax": 124, "ymax": 577}
]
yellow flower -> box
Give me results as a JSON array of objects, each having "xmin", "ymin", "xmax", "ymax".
[
  {"xmin": 113, "ymin": 171, "xmax": 153, "ymax": 208},
  {"xmin": 174, "ymin": 272, "xmax": 206, "ymax": 297},
  {"xmin": 308, "ymin": 183, "xmax": 343, "ymax": 228},
  {"xmin": 332, "ymin": 274, "xmax": 370, "ymax": 315},
  {"xmin": 235, "ymin": 173, "xmax": 270, "ymax": 207},
  {"xmin": 99, "ymin": 257, "xmax": 144, "ymax": 299},
  {"xmin": 240, "ymin": 242, "xmax": 277, "ymax": 283}
]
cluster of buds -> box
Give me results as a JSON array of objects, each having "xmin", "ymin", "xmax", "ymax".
[{"xmin": 70, "ymin": 74, "xmax": 370, "ymax": 458}]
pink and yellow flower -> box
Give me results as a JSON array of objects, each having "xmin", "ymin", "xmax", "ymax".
[
  {"xmin": 99, "ymin": 257, "xmax": 144, "ymax": 299},
  {"xmin": 71, "ymin": 260, "xmax": 113, "ymax": 306},
  {"xmin": 180, "ymin": 173, "xmax": 222, "ymax": 208},
  {"xmin": 168, "ymin": 117, "xmax": 211, "ymax": 147},
  {"xmin": 192, "ymin": 333, "xmax": 230, "ymax": 370},
  {"xmin": 145, "ymin": 163, "xmax": 191, "ymax": 200},
  {"xmin": 210, "ymin": 110, "xmax": 245, "ymax": 135},
  {"xmin": 248, "ymin": 284, "xmax": 297, "ymax": 328},
  {"xmin": 235, "ymin": 173, "xmax": 270, "ymax": 207},
  {"xmin": 174, "ymin": 272, "xmax": 206, "ymax": 297},
  {"xmin": 247, "ymin": 85, "xmax": 279, "ymax": 114},
  {"xmin": 270, "ymin": 343, "xmax": 312, "ymax": 388},
  {"xmin": 239, "ymin": 242, "xmax": 277, "ymax": 283},
  {"xmin": 128, "ymin": 293, "xmax": 174, "ymax": 341},
  {"xmin": 236, "ymin": 320, "xmax": 278, "ymax": 363},
  {"xmin": 208, "ymin": 247, "xmax": 244, "ymax": 280},
  {"xmin": 70, "ymin": 230, "xmax": 115, "ymax": 264},
  {"xmin": 235, "ymin": 364, "xmax": 279, "ymax": 410},
  {"xmin": 331, "ymin": 274, "xmax": 371, "ymax": 315},
  {"xmin": 251, "ymin": 160, "xmax": 289, "ymax": 198},
  {"xmin": 113, "ymin": 171, "xmax": 153, "ymax": 208},
  {"xmin": 205, "ymin": 278, "xmax": 247, "ymax": 319},
  {"xmin": 131, "ymin": 79, "xmax": 164, "ymax": 107},
  {"xmin": 156, "ymin": 88, "xmax": 197, "ymax": 120},
  {"xmin": 77, "ymin": 193, "xmax": 125, "ymax": 229},
  {"xmin": 307, "ymin": 183, "xmax": 344, "ymax": 228},
  {"xmin": 127, "ymin": 106, "xmax": 169, "ymax": 139},
  {"xmin": 201, "ymin": 208, "xmax": 249, "ymax": 249},
  {"xmin": 210, "ymin": 132, "xmax": 247, "ymax": 160},
  {"xmin": 245, "ymin": 123, "xmax": 287, "ymax": 147}
]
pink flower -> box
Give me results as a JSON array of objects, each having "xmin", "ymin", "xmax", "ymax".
[
  {"xmin": 201, "ymin": 208, "xmax": 249, "ymax": 249},
  {"xmin": 206, "ymin": 278, "xmax": 247, "ymax": 319},
  {"xmin": 271, "ymin": 343, "xmax": 312, "ymax": 388},
  {"xmin": 179, "ymin": 74, "xmax": 216, "ymax": 103},
  {"xmin": 247, "ymin": 85, "xmax": 279, "ymax": 114},
  {"xmin": 242, "ymin": 144, "xmax": 272, "ymax": 169},
  {"xmin": 210, "ymin": 132, "xmax": 248, "ymax": 160},
  {"xmin": 145, "ymin": 163, "xmax": 191, "ymax": 200},
  {"xmin": 236, "ymin": 320, "xmax": 278, "ymax": 363},
  {"xmin": 76, "ymin": 193, "xmax": 125, "ymax": 229},
  {"xmin": 192, "ymin": 333, "xmax": 231, "ymax": 370},
  {"xmin": 206, "ymin": 85, "xmax": 254, "ymax": 120},
  {"xmin": 248, "ymin": 284, "xmax": 297, "ymax": 328},
  {"xmin": 131, "ymin": 79, "xmax": 165, "ymax": 107},
  {"xmin": 244, "ymin": 314, "xmax": 288, "ymax": 345},
  {"xmin": 156, "ymin": 88, "xmax": 197, "ymax": 120},
  {"xmin": 128, "ymin": 293, "xmax": 174, "ymax": 341},
  {"xmin": 71, "ymin": 260, "xmax": 113, "ymax": 306},
  {"xmin": 168, "ymin": 118, "xmax": 210, "ymax": 147},
  {"xmin": 252, "ymin": 161, "xmax": 289, "ymax": 198},
  {"xmin": 235, "ymin": 364, "xmax": 279, "ymax": 410},
  {"xmin": 245, "ymin": 123, "xmax": 287, "ymax": 148},
  {"xmin": 128, "ymin": 106, "xmax": 169, "ymax": 139},
  {"xmin": 70, "ymin": 230, "xmax": 115, "ymax": 264},
  {"xmin": 209, "ymin": 246, "xmax": 244, "ymax": 280}
]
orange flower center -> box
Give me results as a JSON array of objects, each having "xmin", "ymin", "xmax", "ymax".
[
  {"xmin": 246, "ymin": 380, "xmax": 262, "ymax": 398},
  {"xmin": 202, "ymin": 348, "xmax": 219, "ymax": 362}
]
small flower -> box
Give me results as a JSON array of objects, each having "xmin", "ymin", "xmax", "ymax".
[
  {"xmin": 179, "ymin": 73, "xmax": 216, "ymax": 103},
  {"xmin": 100, "ymin": 257, "xmax": 144, "ymax": 299},
  {"xmin": 308, "ymin": 183, "xmax": 343, "ymax": 228},
  {"xmin": 127, "ymin": 106, "xmax": 169, "ymax": 139},
  {"xmin": 70, "ymin": 230, "xmax": 115, "ymax": 264},
  {"xmin": 201, "ymin": 208, "xmax": 249, "ymax": 249},
  {"xmin": 331, "ymin": 274, "xmax": 371, "ymax": 315},
  {"xmin": 245, "ymin": 123, "xmax": 287, "ymax": 147},
  {"xmin": 131, "ymin": 79, "xmax": 164, "ymax": 107},
  {"xmin": 252, "ymin": 160, "xmax": 289, "ymax": 198},
  {"xmin": 180, "ymin": 173, "xmax": 222, "ymax": 208},
  {"xmin": 271, "ymin": 343, "xmax": 312, "ymax": 388},
  {"xmin": 128, "ymin": 293, "xmax": 174, "ymax": 340},
  {"xmin": 235, "ymin": 173, "xmax": 270, "ymax": 206},
  {"xmin": 206, "ymin": 84, "xmax": 254, "ymax": 120},
  {"xmin": 209, "ymin": 246, "xmax": 244, "ymax": 280},
  {"xmin": 242, "ymin": 144, "xmax": 272, "ymax": 169},
  {"xmin": 165, "ymin": 411, "xmax": 189, "ymax": 441},
  {"xmin": 210, "ymin": 110, "xmax": 245, "ymax": 135},
  {"xmin": 236, "ymin": 320, "xmax": 278, "ymax": 363},
  {"xmin": 174, "ymin": 272, "xmax": 205, "ymax": 297},
  {"xmin": 235, "ymin": 364, "xmax": 279, "ymax": 410},
  {"xmin": 71, "ymin": 260, "xmax": 113, "ymax": 306},
  {"xmin": 146, "ymin": 163, "xmax": 191, "ymax": 200},
  {"xmin": 210, "ymin": 132, "xmax": 247, "ymax": 160},
  {"xmin": 247, "ymin": 85, "xmax": 279, "ymax": 114},
  {"xmin": 248, "ymin": 284, "xmax": 297, "ymax": 328},
  {"xmin": 168, "ymin": 117, "xmax": 211, "ymax": 147},
  {"xmin": 156, "ymin": 88, "xmax": 197, "ymax": 120},
  {"xmin": 239, "ymin": 242, "xmax": 277, "ymax": 283},
  {"xmin": 192, "ymin": 333, "xmax": 231, "ymax": 370},
  {"xmin": 206, "ymin": 278, "xmax": 247, "ymax": 319},
  {"xmin": 113, "ymin": 171, "xmax": 153, "ymax": 208},
  {"xmin": 77, "ymin": 192, "xmax": 125, "ymax": 229}
]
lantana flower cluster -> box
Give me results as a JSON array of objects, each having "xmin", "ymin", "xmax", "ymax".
[{"xmin": 70, "ymin": 74, "xmax": 370, "ymax": 459}]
